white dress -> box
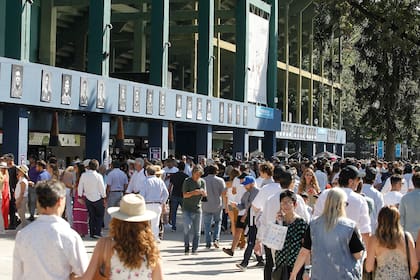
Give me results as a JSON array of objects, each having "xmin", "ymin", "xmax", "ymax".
[{"xmin": 110, "ymin": 252, "xmax": 152, "ymax": 280}]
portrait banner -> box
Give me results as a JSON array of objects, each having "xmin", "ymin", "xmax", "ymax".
[{"xmin": 247, "ymin": 12, "xmax": 269, "ymax": 105}]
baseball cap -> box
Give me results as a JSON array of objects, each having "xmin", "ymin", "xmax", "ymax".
[{"xmin": 240, "ymin": 176, "xmax": 256, "ymax": 186}]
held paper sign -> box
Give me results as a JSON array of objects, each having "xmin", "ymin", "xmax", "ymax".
[{"xmin": 261, "ymin": 222, "xmax": 288, "ymax": 250}]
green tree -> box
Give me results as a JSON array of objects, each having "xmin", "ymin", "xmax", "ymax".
[{"xmin": 315, "ymin": 0, "xmax": 420, "ymax": 160}]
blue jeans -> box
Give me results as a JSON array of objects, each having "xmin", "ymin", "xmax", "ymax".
[
  {"xmin": 183, "ymin": 210, "xmax": 201, "ymax": 252},
  {"xmin": 170, "ymin": 196, "xmax": 183, "ymax": 230},
  {"xmin": 203, "ymin": 210, "xmax": 222, "ymax": 246}
]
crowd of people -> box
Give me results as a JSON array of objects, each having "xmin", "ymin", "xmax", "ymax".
[{"xmin": 3, "ymin": 150, "xmax": 420, "ymax": 280}]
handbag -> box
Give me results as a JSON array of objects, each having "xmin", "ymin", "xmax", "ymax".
[
  {"xmin": 272, "ymin": 263, "xmax": 290, "ymax": 280},
  {"xmin": 404, "ymin": 232, "xmax": 420, "ymax": 280},
  {"xmin": 93, "ymin": 237, "xmax": 113, "ymax": 280},
  {"xmin": 362, "ymin": 258, "xmax": 376, "ymax": 280}
]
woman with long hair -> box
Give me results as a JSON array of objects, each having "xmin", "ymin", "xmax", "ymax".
[
  {"xmin": 365, "ymin": 206, "xmax": 418, "ymax": 279},
  {"xmin": 15, "ymin": 165, "xmax": 29, "ymax": 230},
  {"xmin": 223, "ymin": 168, "xmax": 241, "ymax": 235},
  {"xmin": 47, "ymin": 163, "xmax": 60, "ymax": 180},
  {"xmin": 72, "ymin": 163, "xmax": 88, "ymax": 237},
  {"xmin": 290, "ymin": 188, "xmax": 365, "ymax": 280},
  {"xmin": 297, "ymin": 168, "xmax": 321, "ymax": 207},
  {"xmin": 73, "ymin": 194, "xmax": 163, "ymax": 280}
]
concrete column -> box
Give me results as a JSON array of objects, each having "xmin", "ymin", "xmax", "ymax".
[
  {"xmin": 2, "ymin": 106, "xmax": 28, "ymax": 164},
  {"xmin": 263, "ymin": 131, "xmax": 276, "ymax": 159},
  {"xmin": 148, "ymin": 120, "xmax": 169, "ymax": 160},
  {"xmin": 233, "ymin": 128, "xmax": 249, "ymax": 160},
  {"xmin": 234, "ymin": 0, "xmax": 249, "ymax": 102},
  {"xmin": 196, "ymin": 124, "xmax": 212, "ymax": 159},
  {"xmin": 197, "ymin": 0, "xmax": 214, "ymax": 96},
  {"xmin": 267, "ymin": 0, "xmax": 278, "ymax": 108},
  {"xmin": 87, "ymin": 0, "xmax": 111, "ymax": 76},
  {"xmin": 150, "ymin": 0, "xmax": 169, "ymax": 87},
  {"xmin": 39, "ymin": 0, "xmax": 57, "ymax": 66},
  {"xmin": 3, "ymin": 0, "xmax": 31, "ymax": 60},
  {"xmin": 85, "ymin": 114, "xmax": 110, "ymax": 164}
]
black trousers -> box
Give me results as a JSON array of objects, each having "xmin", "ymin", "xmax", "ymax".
[
  {"xmin": 85, "ymin": 198, "xmax": 104, "ymax": 237},
  {"xmin": 264, "ymin": 245, "xmax": 274, "ymax": 280}
]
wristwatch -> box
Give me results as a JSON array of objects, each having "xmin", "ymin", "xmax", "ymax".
[{"xmin": 304, "ymin": 265, "xmax": 312, "ymax": 273}]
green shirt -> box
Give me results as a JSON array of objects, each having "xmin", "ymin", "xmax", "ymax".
[{"xmin": 182, "ymin": 177, "xmax": 206, "ymax": 213}]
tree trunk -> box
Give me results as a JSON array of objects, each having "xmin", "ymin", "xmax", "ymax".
[{"xmin": 385, "ymin": 130, "xmax": 395, "ymax": 161}]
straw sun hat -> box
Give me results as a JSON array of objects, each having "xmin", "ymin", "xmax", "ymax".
[
  {"xmin": 16, "ymin": 165, "xmax": 29, "ymax": 177},
  {"xmin": 108, "ymin": 194, "xmax": 156, "ymax": 222}
]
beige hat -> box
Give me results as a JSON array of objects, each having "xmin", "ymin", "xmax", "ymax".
[
  {"xmin": 108, "ymin": 194, "xmax": 156, "ymax": 222},
  {"xmin": 154, "ymin": 165, "xmax": 164, "ymax": 175},
  {"xmin": 0, "ymin": 162, "xmax": 8, "ymax": 169},
  {"xmin": 16, "ymin": 164, "xmax": 29, "ymax": 177},
  {"xmin": 83, "ymin": 159, "xmax": 91, "ymax": 167}
]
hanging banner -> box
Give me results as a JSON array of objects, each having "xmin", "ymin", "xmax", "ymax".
[{"xmin": 247, "ymin": 12, "xmax": 269, "ymax": 105}]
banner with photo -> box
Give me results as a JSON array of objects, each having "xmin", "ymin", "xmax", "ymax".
[{"xmin": 247, "ymin": 12, "xmax": 269, "ymax": 105}]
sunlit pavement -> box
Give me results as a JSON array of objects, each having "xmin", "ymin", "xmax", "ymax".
[{"xmin": 0, "ymin": 215, "xmax": 263, "ymax": 279}]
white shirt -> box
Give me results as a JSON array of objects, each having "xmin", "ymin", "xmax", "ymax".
[
  {"xmin": 126, "ymin": 169, "xmax": 147, "ymax": 194},
  {"xmin": 383, "ymin": 191, "xmax": 403, "ymax": 207},
  {"xmin": 361, "ymin": 183, "xmax": 384, "ymax": 232},
  {"xmin": 15, "ymin": 178, "xmax": 29, "ymax": 199},
  {"xmin": 231, "ymin": 177, "xmax": 247, "ymax": 215},
  {"xmin": 252, "ymin": 182, "xmax": 281, "ymax": 211},
  {"xmin": 78, "ymin": 170, "xmax": 106, "ymax": 202},
  {"xmin": 314, "ymin": 187, "xmax": 371, "ymax": 234},
  {"xmin": 381, "ymin": 177, "xmax": 410, "ymax": 194},
  {"xmin": 403, "ymin": 173, "xmax": 414, "ymax": 190},
  {"xmin": 163, "ymin": 166, "xmax": 179, "ymax": 188},
  {"xmin": 315, "ymin": 170, "xmax": 329, "ymax": 191},
  {"xmin": 13, "ymin": 215, "xmax": 88, "ymax": 280}
]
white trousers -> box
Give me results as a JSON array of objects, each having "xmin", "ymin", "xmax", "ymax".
[{"xmin": 146, "ymin": 203, "xmax": 162, "ymax": 241}]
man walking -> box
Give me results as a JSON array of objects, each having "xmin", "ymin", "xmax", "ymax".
[
  {"xmin": 13, "ymin": 180, "xmax": 88, "ymax": 280},
  {"xmin": 77, "ymin": 159, "xmax": 106, "ymax": 238},
  {"xmin": 202, "ymin": 164, "xmax": 226, "ymax": 249},
  {"xmin": 140, "ymin": 165, "xmax": 169, "ymax": 241},
  {"xmin": 104, "ymin": 160, "xmax": 128, "ymax": 228},
  {"xmin": 126, "ymin": 158, "xmax": 147, "ymax": 194},
  {"xmin": 169, "ymin": 161, "xmax": 188, "ymax": 231},
  {"xmin": 182, "ymin": 165, "xmax": 206, "ymax": 255}
]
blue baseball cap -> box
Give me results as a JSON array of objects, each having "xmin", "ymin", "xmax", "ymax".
[{"xmin": 241, "ymin": 176, "xmax": 256, "ymax": 186}]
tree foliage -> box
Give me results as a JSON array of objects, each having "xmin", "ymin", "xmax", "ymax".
[{"xmin": 314, "ymin": 0, "xmax": 420, "ymax": 160}]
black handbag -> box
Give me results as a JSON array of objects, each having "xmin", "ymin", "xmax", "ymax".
[{"xmin": 272, "ymin": 263, "xmax": 290, "ymax": 280}]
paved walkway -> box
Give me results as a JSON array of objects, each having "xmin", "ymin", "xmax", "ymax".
[{"xmin": 0, "ymin": 216, "xmax": 263, "ymax": 279}]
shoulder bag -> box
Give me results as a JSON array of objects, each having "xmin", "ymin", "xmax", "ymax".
[
  {"xmin": 405, "ymin": 232, "xmax": 420, "ymax": 280},
  {"xmin": 93, "ymin": 237, "xmax": 113, "ymax": 280}
]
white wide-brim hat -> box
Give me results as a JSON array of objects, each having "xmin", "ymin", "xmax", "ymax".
[{"xmin": 108, "ymin": 194, "xmax": 156, "ymax": 222}]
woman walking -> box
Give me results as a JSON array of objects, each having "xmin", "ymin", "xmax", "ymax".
[
  {"xmin": 365, "ymin": 206, "xmax": 418, "ymax": 279},
  {"xmin": 15, "ymin": 165, "xmax": 29, "ymax": 230},
  {"xmin": 297, "ymin": 168, "xmax": 321, "ymax": 208},
  {"xmin": 72, "ymin": 163, "xmax": 88, "ymax": 237},
  {"xmin": 290, "ymin": 188, "xmax": 365, "ymax": 280},
  {"xmin": 272, "ymin": 190, "xmax": 308, "ymax": 280},
  {"xmin": 73, "ymin": 194, "xmax": 163, "ymax": 279}
]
